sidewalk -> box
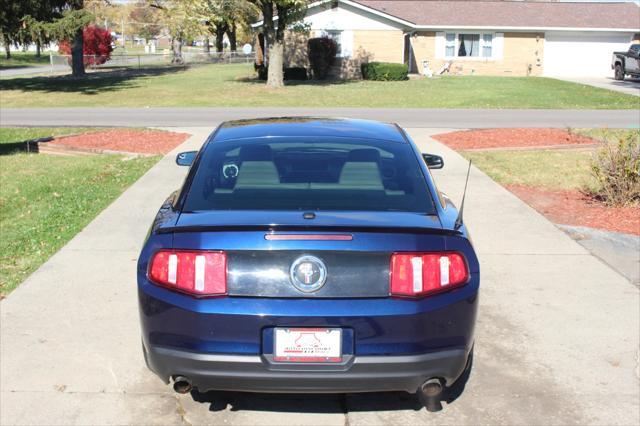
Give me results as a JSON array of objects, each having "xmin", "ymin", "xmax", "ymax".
[{"xmin": 1, "ymin": 128, "xmax": 638, "ymax": 425}]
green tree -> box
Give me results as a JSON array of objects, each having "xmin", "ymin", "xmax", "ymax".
[
  {"xmin": 45, "ymin": 1, "xmax": 93, "ymax": 76},
  {"xmin": 247, "ymin": 0, "xmax": 309, "ymax": 88},
  {"xmin": 129, "ymin": 1, "xmax": 162, "ymax": 42},
  {"xmin": 0, "ymin": 1, "xmax": 25, "ymax": 59},
  {"xmin": 149, "ymin": 0, "xmax": 205, "ymax": 63},
  {"xmin": 199, "ymin": 0, "xmax": 258, "ymax": 53}
]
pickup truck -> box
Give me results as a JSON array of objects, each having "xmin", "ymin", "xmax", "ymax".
[{"xmin": 612, "ymin": 44, "xmax": 640, "ymax": 80}]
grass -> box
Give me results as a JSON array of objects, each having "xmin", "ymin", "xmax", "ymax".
[
  {"xmin": 0, "ymin": 52, "xmax": 51, "ymax": 70},
  {"xmin": 0, "ymin": 127, "xmax": 96, "ymax": 143},
  {"xmin": 463, "ymin": 149, "xmax": 595, "ymax": 190},
  {"xmin": 0, "ymin": 128, "xmax": 159, "ymax": 295},
  {"xmin": 1, "ymin": 63, "xmax": 638, "ymax": 109},
  {"xmin": 461, "ymin": 129, "xmax": 640, "ymax": 191},
  {"xmin": 574, "ymin": 128, "xmax": 640, "ymax": 144}
]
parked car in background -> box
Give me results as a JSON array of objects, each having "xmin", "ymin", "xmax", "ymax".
[
  {"xmin": 612, "ymin": 44, "xmax": 640, "ymax": 80},
  {"xmin": 137, "ymin": 118, "xmax": 480, "ymax": 412}
]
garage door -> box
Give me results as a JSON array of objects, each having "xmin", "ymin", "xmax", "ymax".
[{"xmin": 544, "ymin": 31, "xmax": 633, "ymax": 77}]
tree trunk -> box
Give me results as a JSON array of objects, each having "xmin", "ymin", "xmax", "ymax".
[
  {"xmin": 35, "ymin": 40, "xmax": 41, "ymax": 58},
  {"xmin": 204, "ymin": 37, "xmax": 210, "ymax": 53},
  {"xmin": 267, "ymin": 41, "xmax": 284, "ymax": 88},
  {"xmin": 215, "ymin": 24, "xmax": 226, "ymax": 53},
  {"xmin": 71, "ymin": 27, "xmax": 85, "ymax": 77},
  {"xmin": 4, "ymin": 42, "xmax": 10, "ymax": 59},
  {"xmin": 171, "ymin": 37, "xmax": 183, "ymax": 64},
  {"xmin": 227, "ymin": 23, "xmax": 237, "ymax": 53}
]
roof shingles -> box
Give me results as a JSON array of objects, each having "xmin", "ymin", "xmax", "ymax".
[{"xmin": 353, "ymin": 0, "xmax": 640, "ymax": 30}]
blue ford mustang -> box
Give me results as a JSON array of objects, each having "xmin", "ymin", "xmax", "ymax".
[{"xmin": 137, "ymin": 118, "xmax": 479, "ymax": 411}]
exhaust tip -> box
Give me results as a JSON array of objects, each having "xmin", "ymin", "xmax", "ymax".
[
  {"xmin": 421, "ymin": 378, "xmax": 443, "ymax": 398},
  {"xmin": 420, "ymin": 378, "xmax": 444, "ymax": 412},
  {"xmin": 172, "ymin": 376, "xmax": 192, "ymax": 394}
]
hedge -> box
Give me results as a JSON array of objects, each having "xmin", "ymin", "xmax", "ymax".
[
  {"xmin": 361, "ymin": 62, "xmax": 409, "ymax": 81},
  {"xmin": 256, "ymin": 66, "xmax": 308, "ymax": 81}
]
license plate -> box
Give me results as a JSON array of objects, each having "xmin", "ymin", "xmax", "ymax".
[{"xmin": 273, "ymin": 328, "xmax": 342, "ymax": 363}]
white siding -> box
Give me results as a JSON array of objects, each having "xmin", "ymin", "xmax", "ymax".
[
  {"xmin": 544, "ymin": 31, "xmax": 634, "ymax": 77},
  {"xmin": 303, "ymin": 3, "xmax": 402, "ymax": 31},
  {"xmin": 493, "ymin": 33, "xmax": 504, "ymax": 60},
  {"xmin": 435, "ymin": 32, "xmax": 445, "ymax": 59}
]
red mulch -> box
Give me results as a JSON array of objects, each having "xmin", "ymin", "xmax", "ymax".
[
  {"xmin": 507, "ymin": 184, "xmax": 640, "ymax": 236},
  {"xmin": 433, "ymin": 128, "xmax": 598, "ymax": 150},
  {"xmin": 51, "ymin": 129, "xmax": 191, "ymax": 155}
]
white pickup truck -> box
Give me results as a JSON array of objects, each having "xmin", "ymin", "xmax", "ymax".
[{"xmin": 612, "ymin": 44, "xmax": 640, "ymax": 80}]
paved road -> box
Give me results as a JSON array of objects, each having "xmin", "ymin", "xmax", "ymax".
[
  {"xmin": 1, "ymin": 107, "xmax": 640, "ymax": 128},
  {"xmin": 1, "ymin": 128, "xmax": 638, "ymax": 425},
  {"xmin": 0, "ymin": 65, "xmax": 68, "ymax": 78},
  {"xmin": 558, "ymin": 77, "xmax": 640, "ymax": 97}
]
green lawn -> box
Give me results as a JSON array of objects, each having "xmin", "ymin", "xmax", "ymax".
[
  {"xmin": 462, "ymin": 129, "xmax": 639, "ymax": 191},
  {"xmin": 575, "ymin": 128, "xmax": 640, "ymax": 144},
  {"xmin": 0, "ymin": 52, "xmax": 50, "ymax": 70},
  {"xmin": 463, "ymin": 149, "xmax": 595, "ymax": 190},
  {"xmin": 0, "ymin": 128, "xmax": 159, "ymax": 295},
  {"xmin": 1, "ymin": 63, "xmax": 638, "ymax": 109}
]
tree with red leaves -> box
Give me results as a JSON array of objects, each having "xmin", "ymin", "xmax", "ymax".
[{"xmin": 59, "ymin": 25, "xmax": 113, "ymax": 66}]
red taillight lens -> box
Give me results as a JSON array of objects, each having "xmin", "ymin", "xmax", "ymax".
[
  {"xmin": 148, "ymin": 250, "xmax": 226, "ymax": 297},
  {"xmin": 390, "ymin": 252, "xmax": 468, "ymax": 297}
]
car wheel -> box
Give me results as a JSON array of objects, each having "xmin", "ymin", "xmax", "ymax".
[{"xmin": 614, "ymin": 64, "xmax": 625, "ymax": 81}]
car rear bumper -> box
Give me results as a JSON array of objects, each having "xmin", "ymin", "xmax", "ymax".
[{"xmin": 143, "ymin": 343, "xmax": 471, "ymax": 393}]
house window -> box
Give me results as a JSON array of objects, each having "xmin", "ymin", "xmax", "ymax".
[
  {"xmin": 445, "ymin": 33, "xmax": 456, "ymax": 57},
  {"xmin": 445, "ymin": 32, "xmax": 494, "ymax": 59},
  {"xmin": 458, "ymin": 34, "xmax": 480, "ymax": 57},
  {"xmin": 482, "ymin": 34, "xmax": 493, "ymax": 58}
]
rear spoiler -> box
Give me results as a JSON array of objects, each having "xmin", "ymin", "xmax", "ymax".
[{"xmin": 155, "ymin": 224, "xmax": 463, "ymax": 237}]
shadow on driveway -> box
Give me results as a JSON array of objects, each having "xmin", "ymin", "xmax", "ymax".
[{"xmin": 186, "ymin": 352, "xmax": 472, "ymax": 414}]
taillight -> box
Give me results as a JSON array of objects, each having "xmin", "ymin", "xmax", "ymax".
[
  {"xmin": 390, "ymin": 252, "xmax": 468, "ymax": 297},
  {"xmin": 148, "ymin": 250, "xmax": 226, "ymax": 297}
]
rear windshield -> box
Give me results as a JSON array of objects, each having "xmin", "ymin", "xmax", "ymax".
[{"xmin": 182, "ymin": 138, "xmax": 435, "ymax": 213}]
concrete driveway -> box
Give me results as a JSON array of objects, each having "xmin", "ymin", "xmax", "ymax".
[
  {"xmin": 1, "ymin": 128, "xmax": 638, "ymax": 425},
  {"xmin": 558, "ymin": 77, "xmax": 640, "ymax": 97}
]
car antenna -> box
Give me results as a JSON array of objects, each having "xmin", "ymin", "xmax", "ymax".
[{"xmin": 454, "ymin": 160, "xmax": 472, "ymax": 231}]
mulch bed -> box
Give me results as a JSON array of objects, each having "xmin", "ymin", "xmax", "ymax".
[
  {"xmin": 433, "ymin": 128, "xmax": 598, "ymax": 150},
  {"xmin": 507, "ymin": 184, "xmax": 640, "ymax": 236},
  {"xmin": 50, "ymin": 129, "xmax": 191, "ymax": 155}
]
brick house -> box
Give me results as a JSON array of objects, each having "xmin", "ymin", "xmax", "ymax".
[{"xmin": 254, "ymin": 0, "xmax": 640, "ymax": 78}]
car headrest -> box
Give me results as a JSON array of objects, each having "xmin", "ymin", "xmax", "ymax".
[
  {"xmin": 239, "ymin": 145, "xmax": 272, "ymax": 161},
  {"xmin": 347, "ymin": 148, "xmax": 380, "ymax": 162}
]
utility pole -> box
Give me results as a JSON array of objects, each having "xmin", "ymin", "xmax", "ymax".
[{"xmin": 121, "ymin": 17, "xmax": 125, "ymax": 49}]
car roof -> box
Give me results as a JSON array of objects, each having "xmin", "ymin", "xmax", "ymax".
[{"xmin": 213, "ymin": 117, "xmax": 406, "ymax": 143}]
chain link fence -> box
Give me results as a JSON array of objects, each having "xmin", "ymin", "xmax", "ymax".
[{"xmin": 49, "ymin": 51, "xmax": 255, "ymax": 73}]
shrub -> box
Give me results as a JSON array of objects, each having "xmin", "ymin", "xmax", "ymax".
[
  {"xmin": 307, "ymin": 37, "xmax": 337, "ymax": 80},
  {"xmin": 59, "ymin": 25, "xmax": 113, "ymax": 66},
  {"xmin": 284, "ymin": 67, "xmax": 308, "ymax": 80},
  {"xmin": 361, "ymin": 62, "xmax": 409, "ymax": 81},
  {"xmin": 589, "ymin": 133, "xmax": 640, "ymax": 206},
  {"xmin": 256, "ymin": 66, "xmax": 308, "ymax": 81}
]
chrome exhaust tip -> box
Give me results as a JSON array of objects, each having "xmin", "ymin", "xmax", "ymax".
[
  {"xmin": 172, "ymin": 376, "xmax": 192, "ymax": 394},
  {"xmin": 420, "ymin": 378, "xmax": 444, "ymax": 412}
]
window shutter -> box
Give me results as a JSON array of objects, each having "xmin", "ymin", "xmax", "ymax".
[
  {"xmin": 342, "ymin": 30, "xmax": 353, "ymax": 58},
  {"xmin": 435, "ymin": 32, "xmax": 445, "ymax": 59},
  {"xmin": 493, "ymin": 32, "xmax": 504, "ymax": 59}
]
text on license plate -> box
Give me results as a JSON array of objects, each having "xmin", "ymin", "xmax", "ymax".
[{"xmin": 274, "ymin": 328, "xmax": 342, "ymax": 363}]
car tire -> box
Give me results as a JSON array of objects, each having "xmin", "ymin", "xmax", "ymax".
[{"xmin": 614, "ymin": 64, "xmax": 625, "ymax": 81}]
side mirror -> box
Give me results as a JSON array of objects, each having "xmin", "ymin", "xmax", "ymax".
[
  {"xmin": 422, "ymin": 153, "xmax": 444, "ymax": 169},
  {"xmin": 176, "ymin": 151, "xmax": 197, "ymax": 166}
]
